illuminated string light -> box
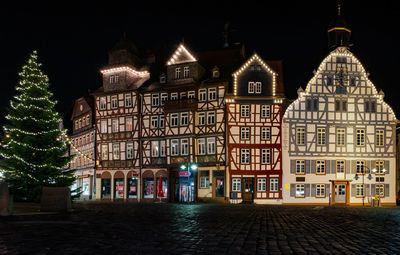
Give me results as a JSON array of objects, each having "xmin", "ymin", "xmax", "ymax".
[
  {"xmin": 100, "ymin": 66, "xmax": 149, "ymax": 77},
  {"xmin": 166, "ymin": 44, "xmax": 197, "ymax": 65}
]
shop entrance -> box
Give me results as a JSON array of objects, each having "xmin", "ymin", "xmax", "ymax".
[
  {"xmin": 175, "ymin": 175, "xmax": 195, "ymax": 202},
  {"xmin": 242, "ymin": 178, "xmax": 254, "ymax": 202},
  {"xmin": 215, "ymin": 178, "xmax": 224, "ymax": 198}
]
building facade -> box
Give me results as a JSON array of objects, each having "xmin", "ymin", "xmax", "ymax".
[
  {"xmin": 226, "ymin": 54, "xmax": 286, "ymax": 204},
  {"xmin": 282, "ymin": 46, "xmax": 397, "ymax": 205},
  {"xmin": 69, "ymin": 96, "xmax": 96, "ymax": 200}
]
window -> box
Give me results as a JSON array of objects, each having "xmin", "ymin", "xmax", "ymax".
[
  {"xmin": 261, "ymin": 127, "xmax": 271, "ymax": 140},
  {"xmin": 126, "ymin": 142, "xmax": 134, "ymax": 159},
  {"xmin": 170, "ymin": 113, "xmax": 179, "ymax": 127},
  {"xmin": 110, "ymin": 75, "xmax": 119, "ymax": 83},
  {"xmin": 261, "ymin": 105, "xmax": 271, "ymax": 118},
  {"xmin": 160, "ymin": 140, "xmax": 166, "ymax": 157},
  {"xmin": 198, "ymin": 138, "xmax": 206, "ymax": 155},
  {"xmin": 126, "ymin": 117, "xmax": 133, "ymax": 132},
  {"xmin": 376, "ymin": 130, "xmax": 384, "ymax": 147},
  {"xmin": 296, "ymin": 127, "xmax": 305, "ymax": 145},
  {"xmin": 199, "ymin": 89, "xmax": 207, "ymax": 101},
  {"xmin": 208, "ymin": 88, "xmax": 217, "ymax": 101},
  {"xmin": 316, "ymin": 160, "xmax": 325, "ymax": 174},
  {"xmin": 151, "ymin": 94, "xmax": 159, "ymax": 106},
  {"xmin": 160, "ymin": 93, "xmax": 168, "ymax": 105},
  {"xmin": 125, "ymin": 94, "xmax": 132, "ymax": 107},
  {"xmin": 180, "ymin": 92, "xmax": 186, "ymax": 99},
  {"xmin": 188, "ymin": 91, "xmax": 195, "ymax": 99},
  {"xmin": 180, "ymin": 112, "xmax": 189, "ymax": 126},
  {"xmin": 375, "ymin": 184, "xmax": 384, "ymax": 197},
  {"xmin": 257, "ymin": 178, "xmax": 266, "ymax": 192},
  {"xmin": 356, "ymin": 129, "xmax": 365, "ymax": 146},
  {"xmin": 365, "ymin": 100, "xmax": 376, "ymax": 113},
  {"xmin": 113, "ymin": 143, "xmax": 120, "ymax": 160},
  {"xmin": 317, "ymin": 128, "xmax": 326, "ymax": 145},
  {"xmin": 101, "ymin": 144, "xmax": 108, "ymax": 160},
  {"xmin": 240, "ymin": 127, "xmax": 250, "ymax": 140},
  {"xmin": 101, "ymin": 120, "xmax": 107, "ymax": 134},
  {"xmin": 240, "ymin": 148, "xmax": 250, "ymax": 164},
  {"xmin": 183, "ymin": 66, "xmax": 190, "ymax": 78},
  {"xmin": 111, "ymin": 95, "xmax": 118, "ymax": 109},
  {"xmin": 160, "ymin": 75, "xmax": 166, "ymax": 84},
  {"xmin": 159, "ymin": 115, "xmax": 164, "ymax": 128},
  {"xmin": 75, "ymin": 120, "xmax": 78, "ymax": 130},
  {"xmin": 356, "ymin": 160, "xmax": 365, "ymax": 174},
  {"xmin": 198, "ymin": 112, "xmax": 206, "ymax": 125},
  {"xmin": 240, "ymin": 105, "xmax": 250, "ymax": 118},
  {"xmin": 207, "ymin": 111, "xmax": 215, "ymax": 125},
  {"xmin": 316, "ymin": 184, "xmax": 325, "ymax": 197},
  {"xmin": 232, "ymin": 178, "xmax": 241, "ymax": 192},
  {"xmin": 100, "ymin": 97, "xmax": 107, "ymax": 110},
  {"xmin": 261, "ymin": 148, "xmax": 271, "ymax": 164},
  {"xmin": 255, "ymin": 82, "xmax": 262, "ymax": 94},
  {"xmin": 171, "ymin": 92, "xmax": 178, "ymax": 100},
  {"xmin": 79, "ymin": 119, "xmax": 82, "ymax": 129},
  {"xmin": 150, "ymin": 116, "xmax": 159, "ymax": 129},
  {"xmin": 151, "ymin": 141, "xmax": 159, "ymax": 157},
  {"xmin": 171, "ymin": 139, "xmax": 179, "ymax": 156},
  {"xmin": 112, "ymin": 119, "xmax": 119, "ymax": 133},
  {"xmin": 374, "ymin": 160, "xmax": 385, "ymax": 174},
  {"xmin": 296, "ymin": 160, "xmax": 305, "ymax": 174},
  {"xmin": 175, "ymin": 67, "xmax": 181, "ymax": 79},
  {"xmin": 248, "ymin": 82, "xmax": 255, "ymax": 94},
  {"xmin": 212, "ymin": 69, "xmax": 220, "ymax": 78},
  {"xmin": 336, "ymin": 160, "xmax": 345, "ymax": 173},
  {"xmin": 207, "ymin": 137, "xmax": 216, "ymax": 154},
  {"xmin": 270, "ymin": 178, "xmax": 279, "ymax": 192},
  {"xmin": 356, "ymin": 184, "xmax": 365, "ymax": 197},
  {"xmin": 335, "ymin": 99, "xmax": 347, "ymax": 112},
  {"xmin": 295, "ymin": 184, "xmax": 305, "ymax": 197},
  {"xmin": 86, "ymin": 115, "xmax": 90, "ymax": 125},
  {"xmin": 181, "ymin": 139, "xmax": 189, "ymax": 155},
  {"xmin": 337, "ymin": 128, "xmax": 346, "ymax": 146},
  {"xmin": 200, "ymin": 171, "xmax": 210, "ymax": 188},
  {"xmin": 306, "ymin": 98, "xmax": 318, "ymax": 111},
  {"xmin": 82, "ymin": 117, "xmax": 86, "ymax": 127}
]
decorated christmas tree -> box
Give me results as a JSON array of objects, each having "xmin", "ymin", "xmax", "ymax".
[{"xmin": 0, "ymin": 50, "xmax": 75, "ymax": 202}]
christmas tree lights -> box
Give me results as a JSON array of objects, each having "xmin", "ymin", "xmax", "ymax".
[{"xmin": 0, "ymin": 50, "xmax": 76, "ymax": 202}]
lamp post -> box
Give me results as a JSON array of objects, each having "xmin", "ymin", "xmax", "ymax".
[
  {"xmin": 354, "ymin": 166, "xmax": 372, "ymax": 207},
  {"xmin": 372, "ymin": 168, "xmax": 386, "ymax": 207},
  {"xmin": 180, "ymin": 162, "xmax": 198, "ymax": 202}
]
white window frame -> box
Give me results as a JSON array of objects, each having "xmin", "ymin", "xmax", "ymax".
[
  {"xmin": 180, "ymin": 112, "xmax": 189, "ymax": 126},
  {"xmin": 151, "ymin": 94, "xmax": 159, "ymax": 107},
  {"xmin": 199, "ymin": 89, "xmax": 207, "ymax": 102},
  {"xmin": 100, "ymin": 97, "xmax": 107, "ymax": 110},
  {"xmin": 183, "ymin": 66, "xmax": 190, "ymax": 78},
  {"xmin": 112, "ymin": 119, "xmax": 119, "ymax": 133},
  {"xmin": 356, "ymin": 183, "xmax": 365, "ymax": 197},
  {"xmin": 337, "ymin": 128, "xmax": 346, "ymax": 146},
  {"xmin": 240, "ymin": 127, "xmax": 250, "ymax": 140},
  {"xmin": 376, "ymin": 129, "xmax": 384, "ymax": 147},
  {"xmin": 296, "ymin": 160, "xmax": 305, "ymax": 174},
  {"xmin": 198, "ymin": 112, "xmax": 206, "ymax": 126},
  {"xmin": 240, "ymin": 105, "xmax": 250, "ymax": 118},
  {"xmin": 356, "ymin": 160, "xmax": 365, "ymax": 174},
  {"xmin": 100, "ymin": 120, "xmax": 107, "ymax": 134},
  {"xmin": 248, "ymin": 81, "xmax": 255, "ymax": 94},
  {"xmin": 111, "ymin": 95, "xmax": 118, "ymax": 109},
  {"xmin": 295, "ymin": 184, "xmax": 305, "ymax": 198},
  {"xmin": 255, "ymin": 82, "xmax": 262, "ymax": 94},
  {"xmin": 240, "ymin": 148, "xmax": 250, "ymax": 164},
  {"xmin": 261, "ymin": 148, "xmax": 271, "ymax": 164},
  {"xmin": 171, "ymin": 92, "xmax": 178, "ymax": 100},
  {"xmin": 171, "ymin": 139, "xmax": 179, "ymax": 156},
  {"xmin": 261, "ymin": 127, "xmax": 271, "ymax": 140},
  {"xmin": 175, "ymin": 67, "xmax": 181, "ymax": 79},
  {"xmin": 232, "ymin": 178, "xmax": 241, "ymax": 192},
  {"xmin": 317, "ymin": 128, "xmax": 326, "ymax": 145},
  {"xmin": 197, "ymin": 138, "xmax": 206, "ymax": 155},
  {"xmin": 126, "ymin": 142, "xmax": 134, "ymax": 159},
  {"xmin": 125, "ymin": 93, "xmax": 132, "ymax": 107},
  {"xmin": 101, "ymin": 144, "xmax": 108, "ymax": 160},
  {"xmin": 150, "ymin": 115, "xmax": 159, "ymax": 129},
  {"xmin": 188, "ymin": 91, "xmax": 196, "ymax": 99},
  {"xmin": 170, "ymin": 113, "xmax": 179, "ymax": 127},
  {"xmin": 113, "ymin": 143, "xmax": 120, "ymax": 160},
  {"xmin": 261, "ymin": 105, "xmax": 271, "ymax": 118},
  {"xmin": 207, "ymin": 111, "xmax": 215, "ymax": 125},
  {"xmin": 316, "ymin": 184, "xmax": 325, "ymax": 198},
  {"xmin": 316, "ymin": 160, "xmax": 325, "ymax": 174},
  {"xmin": 270, "ymin": 178, "xmax": 279, "ymax": 192},
  {"xmin": 257, "ymin": 178, "xmax": 266, "ymax": 192},
  {"xmin": 125, "ymin": 117, "xmax": 133, "ymax": 132},
  {"xmin": 160, "ymin": 93, "xmax": 168, "ymax": 105},
  {"xmin": 356, "ymin": 129, "xmax": 365, "ymax": 146},
  {"xmin": 296, "ymin": 127, "xmax": 305, "ymax": 145},
  {"xmin": 151, "ymin": 140, "xmax": 159, "ymax": 157},
  {"xmin": 207, "ymin": 137, "xmax": 216, "ymax": 155},
  {"xmin": 208, "ymin": 88, "xmax": 217, "ymax": 101},
  {"xmin": 181, "ymin": 138, "xmax": 189, "ymax": 155}
]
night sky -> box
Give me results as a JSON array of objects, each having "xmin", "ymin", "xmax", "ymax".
[{"xmin": 1, "ymin": 2, "xmax": 399, "ymax": 130}]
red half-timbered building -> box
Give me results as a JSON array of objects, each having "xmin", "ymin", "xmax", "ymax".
[{"xmin": 226, "ymin": 53, "xmax": 286, "ymax": 203}]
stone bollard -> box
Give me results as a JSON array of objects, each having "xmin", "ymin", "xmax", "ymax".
[{"xmin": 0, "ymin": 181, "xmax": 10, "ymax": 216}]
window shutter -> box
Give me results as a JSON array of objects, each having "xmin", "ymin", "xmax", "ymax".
[
  {"xmin": 306, "ymin": 160, "xmax": 311, "ymax": 174},
  {"xmin": 326, "ymin": 184, "xmax": 330, "ymax": 196},
  {"xmin": 346, "ymin": 160, "xmax": 350, "ymax": 174},
  {"xmin": 305, "ymin": 184, "xmax": 311, "ymax": 197},
  {"xmin": 367, "ymin": 160, "xmax": 372, "ymax": 174},
  {"xmin": 311, "ymin": 160, "xmax": 316, "ymax": 174},
  {"xmin": 385, "ymin": 184, "xmax": 389, "ymax": 197},
  {"xmin": 385, "ymin": 160, "xmax": 390, "ymax": 174},
  {"xmin": 311, "ymin": 184, "xmax": 316, "ymax": 197},
  {"xmin": 371, "ymin": 184, "xmax": 375, "ymax": 196},
  {"xmin": 351, "ymin": 184, "xmax": 356, "ymax": 197},
  {"xmin": 351, "ymin": 160, "xmax": 355, "ymax": 174},
  {"xmin": 290, "ymin": 184, "xmax": 295, "ymax": 197},
  {"xmin": 326, "ymin": 160, "xmax": 330, "ymax": 174},
  {"xmin": 331, "ymin": 161, "xmax": 336, "ymax": 174},
  {"xmin": 290, "ymin": 160, "xmax": 296, "ymax": 174}
]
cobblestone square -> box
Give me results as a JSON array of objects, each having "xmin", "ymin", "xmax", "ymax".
[{"xmin": 1, "ymin": 203, "xmax": 400, "ymax": 254}]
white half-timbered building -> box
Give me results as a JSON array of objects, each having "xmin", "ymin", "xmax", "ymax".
[
  {"xmin": 282, "ymin": 42, "xmax": 397, "ymax": 204},
  {"xmin": 226, "ymin": 53, "xmax": 286, "ymax": 204},
  {"xmin": 93, "ymin": 38, "xmax": 150, "ymax": 201}
]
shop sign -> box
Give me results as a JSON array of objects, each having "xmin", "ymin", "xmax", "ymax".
[{"xmin": 179, "ymin": 171, "xmax": 191, "ymax": 177}]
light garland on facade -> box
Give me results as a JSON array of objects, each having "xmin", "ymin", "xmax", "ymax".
[
  {"xmin": 283, "ymin": 47, "xmax": 397, "ymax": 120},
  {"xmin": 166, "ymin": 44, "xmax": 197, "ymax": 65},
  {"xmin": 63, "ymin": 133, "xmax": 95, "ymax": 162},
  {"xmin": 232, "ymin": 53, "xmax": 277, "ymax": 96},
  {"xmin": 100, "ymin": 66, "xmax": 149, "ymax": 78}
]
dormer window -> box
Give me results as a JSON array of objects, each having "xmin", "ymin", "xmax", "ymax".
[
  {"xmin": 248, "ymin": 81, "xmax": 262, "ymax": 94},
  {"xmin": 175, "ymin": 67, "xmax": 181, "ymax": 79},
  {"xmin": 212, "ymin": 67, "xmax": 220, "ymax": 78},
  {"xmin": 184, "ymin": 66, "xmax": 190, "ymax": 78},
  {"xmin": 160, "ymin": 74, "xmax": 166, "ymax": 84},
  {"xmin": 110, "ymin": 75, "xmax": 119, "ymax": 84}
]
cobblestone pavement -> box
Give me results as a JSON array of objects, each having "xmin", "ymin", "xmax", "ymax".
[{"xmin": 1, "ymin": 203, "xmax": 400, "ymax": 254}]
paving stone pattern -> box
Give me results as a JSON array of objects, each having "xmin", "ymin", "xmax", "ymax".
[{"xmin": 1, "ymin": 203, "xmax": 400, "ymax": 254}]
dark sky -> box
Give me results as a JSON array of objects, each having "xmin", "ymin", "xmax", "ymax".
[{"xmin": 1, "ymin": 1, "xmax": 399, "ymax": 129}]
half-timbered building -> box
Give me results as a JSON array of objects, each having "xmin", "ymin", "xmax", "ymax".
[
  {"xmin": 226, "ymin": 53, "xmax": 286, "ymax": 204},
  {"xmin": 282, "ymin": 13, "xmax": 397, "ymax": 205},
  {"xmin": 68, "ymin": 96, "xmax": 96, "ymax": 200},
  {"xmin": 93, "ymin": 38, "xmax": 150, "ymax": 201}
]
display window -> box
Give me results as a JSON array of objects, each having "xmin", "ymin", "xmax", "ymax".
[
  {"xmin": 101, "ymin": 179, "xmax": 111, "ymax": 199},
  {"xmin": 127, "ymin": 177, "xmax": 138, "ymax": 199},
  {"xmin": 157, "ymin": 177, "xmax": 168, "ymax": 198},
  {"xmin": 143, "ymin": 178, "xmax": 154, "ymax": 198},
  {"xmin": 114, "ymin": 178, "xmax": 124, "ymax": 199}
]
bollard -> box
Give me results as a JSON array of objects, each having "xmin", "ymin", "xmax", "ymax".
[{"xmin": 0, "ymin": 181, "xmax": 9, "ymax": 216}]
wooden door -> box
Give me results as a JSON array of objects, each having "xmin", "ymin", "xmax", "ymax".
[{"xmin": 242, "ymin": 178, "xmax": 254, "ymax": 202}]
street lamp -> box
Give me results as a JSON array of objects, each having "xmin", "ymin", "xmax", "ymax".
[
  {"xmin": 354, "ymin": 167, "xmax": 372, "ymax": 207},
  {"xmin": 372, "ymin": 167, "xmax": 386, "ymax": 207}
]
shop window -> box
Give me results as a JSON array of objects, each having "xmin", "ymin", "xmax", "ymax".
[
  {"xmin": 157, "ymin": 177, "xmax": 168, "ymax": 198},
  {"xmin": 114, "ymin": 178, "xmax": 124, "ymax": 199},
  {"xmin": 101, "ymin": 179, "xmax": 111, "ymax": 199},
  {"xmin": 127, "ymin": 177, "xmax": 138, "ymax": 199},
  {"xmin": 143, "ymin": 178, "xmax": 154, "ymax": 199},
  {"xmin": 200, "ymin": 171, "xmax": 210, "ymax": 188}
]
